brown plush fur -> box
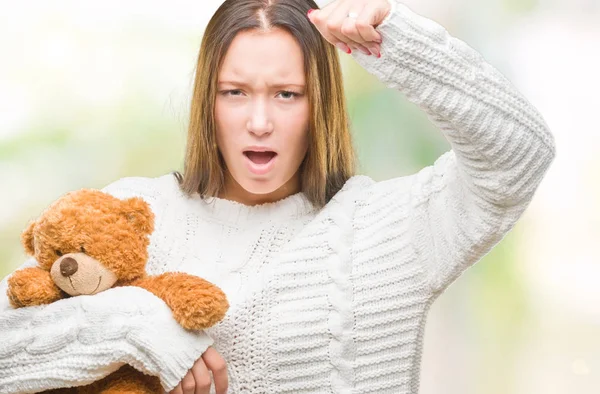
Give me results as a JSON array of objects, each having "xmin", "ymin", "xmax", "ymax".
[
  {"xmin": 42, "ymin": 365, "xmax": 162, "ymax": 394},
  {"xmin": 7, "ymin": 266, "xmax": 66, "ymax": 307},
  {"xmin": 6, "ymin": 189, "xmax": 229, "ymax": 393}
]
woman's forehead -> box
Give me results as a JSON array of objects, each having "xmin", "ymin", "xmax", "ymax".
[{"xmin": 218, "ymin": 28, "xmax": 305, "ymax": 83}]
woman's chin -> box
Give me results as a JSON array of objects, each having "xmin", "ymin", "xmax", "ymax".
[
  {"xmin": 238, "ymin": 178, "xmax": 281, "ymax": 195},
  {"xmin": 226, "ymin": 163, "xmax": 300, "ymax": 201}
]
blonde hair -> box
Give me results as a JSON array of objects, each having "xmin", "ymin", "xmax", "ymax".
[{"xmin": 173, "ymin": 0, "xmax": 356, "ymax": 209}]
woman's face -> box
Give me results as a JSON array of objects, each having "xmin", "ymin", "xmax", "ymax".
[{"xmin": 214, "ymin": 28, "xmax": 310, "ymax": 205}]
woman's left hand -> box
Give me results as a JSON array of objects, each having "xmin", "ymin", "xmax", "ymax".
[{"xmin": 307, "ymin": 0, "xmax": 392, "ymax": 57}]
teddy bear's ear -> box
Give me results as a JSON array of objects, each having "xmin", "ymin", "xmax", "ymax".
[
  {"xmin": 21, "ymin": 220, "xmax": 36, "ymax": 256},
  {"xmin": 120, "ymin": 197, "xmax": 155, "ymax": 234}
]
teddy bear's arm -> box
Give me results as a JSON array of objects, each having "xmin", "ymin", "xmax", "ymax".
[
  {"xmin": 131, "ymin": 272, "xmax": 229, "ymax": 331},
  {"xmin": 6, "ymin": 267, "xmax": 65, "ymax": 308}
]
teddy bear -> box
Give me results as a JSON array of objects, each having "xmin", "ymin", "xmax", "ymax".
[{"xmin": 6, "ymin": 188, "xmax": 230, "ymax": 393}]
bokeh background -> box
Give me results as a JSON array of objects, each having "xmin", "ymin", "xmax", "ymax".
[{"xmin": 1, "ymin": 0, "xmax": 598, "ymax": 392}]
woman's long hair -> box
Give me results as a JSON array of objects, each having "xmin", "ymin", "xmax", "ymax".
[{"xmin": 173, "ymin": 0, "xmax": 356, "ymax": 209}]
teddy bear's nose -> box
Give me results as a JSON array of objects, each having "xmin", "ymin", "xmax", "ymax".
[{"xmin": 60, "ymin": 257, "xmax": 79, "ymax": 277}]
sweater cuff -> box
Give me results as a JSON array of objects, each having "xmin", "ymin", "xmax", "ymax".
[
  {"xmin": 378, "ymin": 0, "xmax": 397, "ymax": 28},
  {"xmin": 0, "ymin": 286, "xmax": 213, "ymax": 393}
]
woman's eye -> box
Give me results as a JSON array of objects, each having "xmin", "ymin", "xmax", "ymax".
[
  {"xmin": 221, "ymin": 90, "xmax": 300, "ymax": 100},
  {"xmin": 222, "ymin": 89, "xmax": 243, "ymax": 97},
  {"xmin": 278, "ymin": 91, "xmax": 300, "ymax": 100},
  {"xmin": 55, "ymin": 250, "xmax": 63, "ymax": 257}
]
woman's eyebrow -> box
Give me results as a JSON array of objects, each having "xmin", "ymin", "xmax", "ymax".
[{"xmin": 218, "ymin": 80, "xmax": 305, "ymax": 89}]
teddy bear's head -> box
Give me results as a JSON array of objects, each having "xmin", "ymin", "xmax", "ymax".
[{"xmin": 21, "ymin": 189, "xmax": 154, "ymax": 296}]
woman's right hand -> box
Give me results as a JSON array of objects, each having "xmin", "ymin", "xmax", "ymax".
[{"xmin": 169, "ymin": 346, "xmax": 229, "ymax": 394}]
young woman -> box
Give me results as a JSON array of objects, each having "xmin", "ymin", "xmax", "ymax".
[{"xmin": 0, "ymin": 0, "xmax": 556, "ymax": 393}]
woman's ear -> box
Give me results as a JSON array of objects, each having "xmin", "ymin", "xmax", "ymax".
[
  {"xmin": 21, "ymin": 220, "xmax": 37, "ymax": 256},
  {"xmin": 120, "ymin": 197, "xmax": 155, "ymax": 234}
]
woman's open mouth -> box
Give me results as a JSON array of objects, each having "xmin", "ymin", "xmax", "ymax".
[{"xmin": 243, "ymin": 151, "xmax": 277, "ymax": 175}]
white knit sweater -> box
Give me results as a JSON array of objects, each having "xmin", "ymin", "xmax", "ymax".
[{"xmin": 0, "ymin": 2, "xmax": 555, "ymax": 393}]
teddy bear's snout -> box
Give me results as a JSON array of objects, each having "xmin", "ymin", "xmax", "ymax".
[
  {"xmin": 50, "ymin": 253, "xmax": 119, "ymax": 296},
  {"xmin": 59, "ymin": 257, "xmax": 78, "ymax": 277}
]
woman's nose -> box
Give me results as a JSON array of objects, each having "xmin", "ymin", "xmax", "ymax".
[{"xmin": 247, "ymin": 100, "xmax": 273, "ymax": 136}]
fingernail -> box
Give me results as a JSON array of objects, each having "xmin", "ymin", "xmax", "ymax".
[
  {"xmin": 335, "ymin": 43, "xmax": 351, "ymax": 54},
  {"xmin": 307, "ymin": 9, "xmax": 313, "ymax": 17},
  {"xmin": 359, "ymin": 47, "xmax": 371, "ymax": 56},
  {"xmin": 369, "ymin": 47, "xmax": 380, "ymax": 57}
]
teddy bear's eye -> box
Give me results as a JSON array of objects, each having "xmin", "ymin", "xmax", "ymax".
[
  {"xmin": 55, "ymin": 250, "xmax": 63, "ymax": 257},
  {"xmin": 80, "ymin": 246, "xmax": 86, "ymax": 253}
]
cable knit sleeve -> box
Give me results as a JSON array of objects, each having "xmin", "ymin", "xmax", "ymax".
[
  {"xmin": 0, "ymin": 176, "xmax": 213, "ymax": 393},
  {"xmin": 350, "ymin": 1, "xmax": 556, "ymax": 293}
]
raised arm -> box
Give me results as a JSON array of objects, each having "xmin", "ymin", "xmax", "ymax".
[
  {"xmin": 0, "ymin": 175, "xmax": 212, "ymax": 393},
  {"xmin": 350, "ymin": 1, "xmax": 556, "ymax": 293}
]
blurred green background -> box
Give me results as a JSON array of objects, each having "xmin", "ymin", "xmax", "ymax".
[{"xmin": 1, "ymin": 0, "xmax": 598, "ymax": 392}]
